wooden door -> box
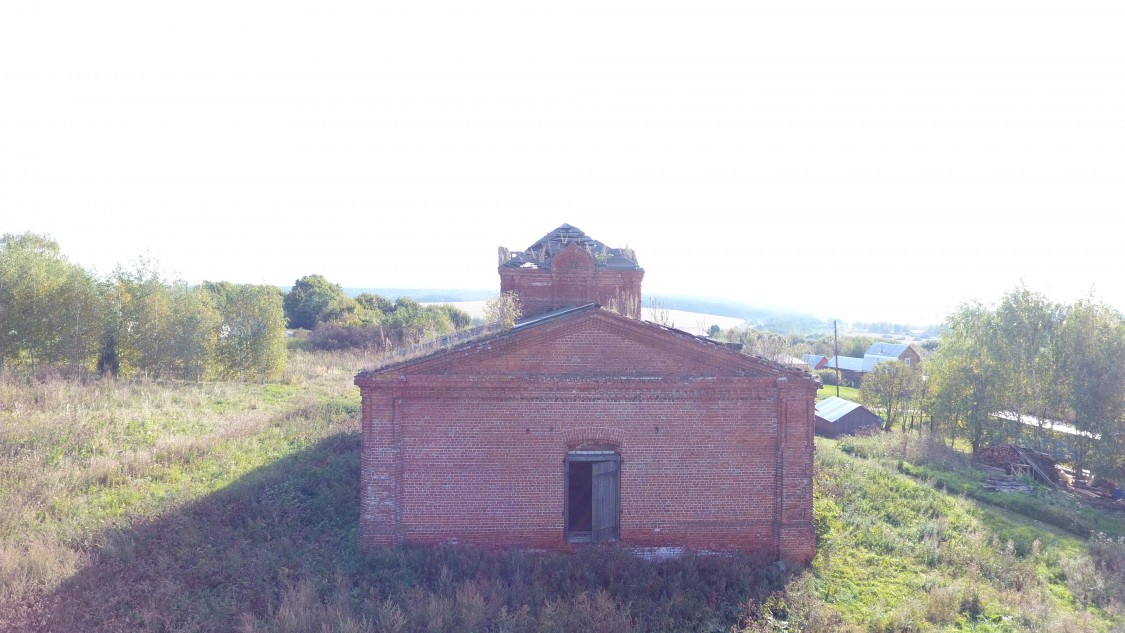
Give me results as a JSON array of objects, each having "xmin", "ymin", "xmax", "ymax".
[{"xmin": 591, "ymin": 459, "xmax": 620, "ymax": 542}]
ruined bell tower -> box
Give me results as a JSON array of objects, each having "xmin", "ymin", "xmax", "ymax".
[{"xmin": 498, "ymin": 224, "xmax": 644, "ymax": 319}]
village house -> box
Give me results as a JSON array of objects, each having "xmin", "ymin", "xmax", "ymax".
[
  {"xmin": 355, "ymin": 225, "xmax": 818, "ymax": 562},
  {"xmin": 865, "ymin": 342, "xmax": 921, "ymax": 367},
  {"xmin": 823, "ymin": 342, "xmax": 921, "ymax": 386}
]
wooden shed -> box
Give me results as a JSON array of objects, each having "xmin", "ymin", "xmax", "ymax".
[{"xmin": 815, "ymin": 396, "xmax": 882, "ymax": 437}]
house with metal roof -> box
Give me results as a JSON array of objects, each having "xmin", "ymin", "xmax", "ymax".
[
  {"xmin": 823, "ymin": 341, "xmax": 921, "ymax": 386},
  {"xmin": 864, "ymin": 342, "xmax": 921, "ymax": 367},
  {"xmin": 824, "ymin": 354, "xmax": 897, "ymax": 385},
  {"xmin": 815, "ymin": 396, "xmax": 882, "ymax": 437}
]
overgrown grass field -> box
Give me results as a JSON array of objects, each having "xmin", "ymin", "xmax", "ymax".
[{"xmin": 2, "ymin": 350, "xmax": 1123, "ymax": 631}]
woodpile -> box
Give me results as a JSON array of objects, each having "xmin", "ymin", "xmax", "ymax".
[
  {"xmin": 976, "ymin": 444, "xmax": 1059, "ymax": 486},
  {"xmin": 976, "ymin": 443, "xmax": 1125, "ymax": 512}
]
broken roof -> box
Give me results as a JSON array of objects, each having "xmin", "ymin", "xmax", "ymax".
[{"xmin": 498, "ymin": 223, "xmax": 642, "ymax": 271}]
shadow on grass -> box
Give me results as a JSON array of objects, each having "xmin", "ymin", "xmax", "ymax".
[
  {"xmin": 40, "ymin": 429, "xmax": 794, "ymax": 633},
  {"xmin": 45, "ymin": 431, "xmax": 362, "ymax": 632}
]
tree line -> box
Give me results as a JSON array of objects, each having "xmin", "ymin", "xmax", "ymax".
[
  {"xmin": 855, "ymin": 286, "xmax": 1125, "ymax": 478},
  {"xmin": 0, "ymin": 233, "xmax": 286, "ymax": 381},
  {"xmin": 924, "ymin": 286, "xmax": 1125, "ymax": 476},
  {"xmin": 281, "ymin": 274, "xmax": 477, "ymax": 351},
  {"xmin": 713, "ymin": 285, "xmax": 1124, "ymax": 477},
  {"xmin": 0, "ymin": 233, "xmax": 501, "ymax": 381}
]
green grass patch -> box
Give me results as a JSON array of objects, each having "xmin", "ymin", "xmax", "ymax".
[
  {"xmin": 808, "ymin": 436, "xmax": 1125, "ymax": 631},
  {"xmin": 817, "ymin": 384, "xmax": 861, "ymax": 402}
]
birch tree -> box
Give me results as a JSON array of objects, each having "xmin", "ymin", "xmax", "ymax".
[{"xmin": 1053, "ymin": 299, "xmax": 1125, "ymax": 472}]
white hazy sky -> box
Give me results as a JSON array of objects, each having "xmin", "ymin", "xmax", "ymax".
[{"xmin": 3, "ymin": 1, "xmax": 1123, "ymax": 325}]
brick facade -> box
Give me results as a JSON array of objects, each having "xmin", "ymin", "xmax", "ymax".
[
  {"xmin": 498, "ymin": 225, "xmax": 644, "ymax": 319},
  {"xmin": 356, "ymin": 306, "xmax": 818, "ymax": 563},
  {"xmin": 499, "ymin": 244, "xmax": 644, "ymax": 319}
]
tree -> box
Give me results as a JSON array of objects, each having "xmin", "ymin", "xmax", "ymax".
[
  {"xmin": 354, "ymin": 292, "xmax": 394, "ymax": 314},
  {"xmin": 431, "ymin": 304, "xmax": 473, "ymax": 330},
  {"xmin": 283, "ymin": 275, "xmax": 355, "ymax": 330},
  {"xmin": 211, "ymin": 283, "xmax": 288, "ymax": 382},
  {"xmin": 106, "ymin": 258, "xmax": 178, "ymax": 378},
  {"xmin": 838, "ymin": 336, "xmax": 876, "ymax": 359},
  {"xmin": 167, "ymin": 284, "xmax": 221, "ymax": 381},
  {"xmin": 1053, "ymin": 299, "xmax": 1125, "ymax": 473},
  {"xmin": 0, "ymin": 232, "xmax": 104, "ymax": 374},
  {"xmin": 861, "ymin": 361, "xmax": 921, "ymax": 432},
  {"xmin": 484, "ymin": 292, "xmax": 522, "ymax": 329},
  {"xmin": 993, "ymin": 286, "xmax": 1062, "ymax": 442},
  {"xmin": 927, "ymin": 303, "xmax": 1004, "ymax": 454},
  {"xmin": 743, "ymin": 330, "xmax": 789, "ymax": 361}
]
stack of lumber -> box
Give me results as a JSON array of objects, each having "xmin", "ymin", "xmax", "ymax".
[
  {"xmin": 981, "ymin": 475, "xmax": 1034, "ymax": 493},
  {"xmin": 1064, "ymin": 476, "xmax": 1125, "ymax": 512},
  {"xmin": 976, "ymin": 444, "xmax": 1125, "ymax": 511}
]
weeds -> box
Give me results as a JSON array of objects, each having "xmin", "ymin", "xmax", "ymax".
[
  {"xmin": 4, "ymin": 352, "xmax": 1125, "ymax": 631},
  {"xmin": 811, "ymin": 435, "xmax": 1124, "ymax": 631}
]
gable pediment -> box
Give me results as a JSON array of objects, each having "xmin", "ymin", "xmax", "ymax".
[{"xmin": 358, "ymin": 307, "xmax": 795, "ymax": 381}]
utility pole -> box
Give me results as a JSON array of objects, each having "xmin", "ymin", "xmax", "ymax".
[{"xmin": 834, "ymin": 320, "xmax": 840, "ymax": 397}]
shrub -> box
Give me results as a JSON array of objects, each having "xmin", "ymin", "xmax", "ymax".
[
  {"xmin": 308, "ymin": 323, "xmax": 387, "ymax": 351},
  {"xmin": 817, "ymin": 369, "xmax": 838, "ymax": 386}
]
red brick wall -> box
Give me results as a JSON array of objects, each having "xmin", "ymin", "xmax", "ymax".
[
  {"xmin": 499, "ymin": 245, "xmax": 644, "ymax": 319},
  {"xmin": 357, "ymin": 312, "xmax": 817, "ymax": 563}
]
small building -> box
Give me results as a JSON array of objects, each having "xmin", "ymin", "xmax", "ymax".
[
  {"xmin": 864, "ymin": 342, "xmax": 921, "ymax": 367},
  {"xmin": 356, "ymin": 225, "xmax": 818, "ymax": 563},
  {"xmin": 815, "ymin": 396, "xmax": 883, "ymax": 437}
]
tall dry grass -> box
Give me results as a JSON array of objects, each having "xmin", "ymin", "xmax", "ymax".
[{"xmin": 0, "ymin": 349, "xmax": 373, "ymax": 631}]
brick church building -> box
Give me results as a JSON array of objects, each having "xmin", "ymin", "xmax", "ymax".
[{"xmin": 355, "ymin": 225, "xmax": 817, "ymax": 563}]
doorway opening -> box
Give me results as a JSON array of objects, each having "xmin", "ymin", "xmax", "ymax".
[{"xmin": 565, "ymin": 451, "xmax": 620, "ymax": 543}]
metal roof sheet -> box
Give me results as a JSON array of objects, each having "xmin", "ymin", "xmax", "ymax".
[
  {"xmin": 826, "ymin": 355, "xmax": 897, "ymax": 372},
  {"xmin": 865, "ymin": 342, "xmax": 911, "ymax": 358},
  {"xmin": 815, "ymin": 396, "xmax": 864, "ymax": 423},
  {"xmin": 826, "ymin": 356, "xmax": 865, "ymax": 372},
  {"xmin": 862, "ymin": 355, "xmax": 898, "ymax": 371}
]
